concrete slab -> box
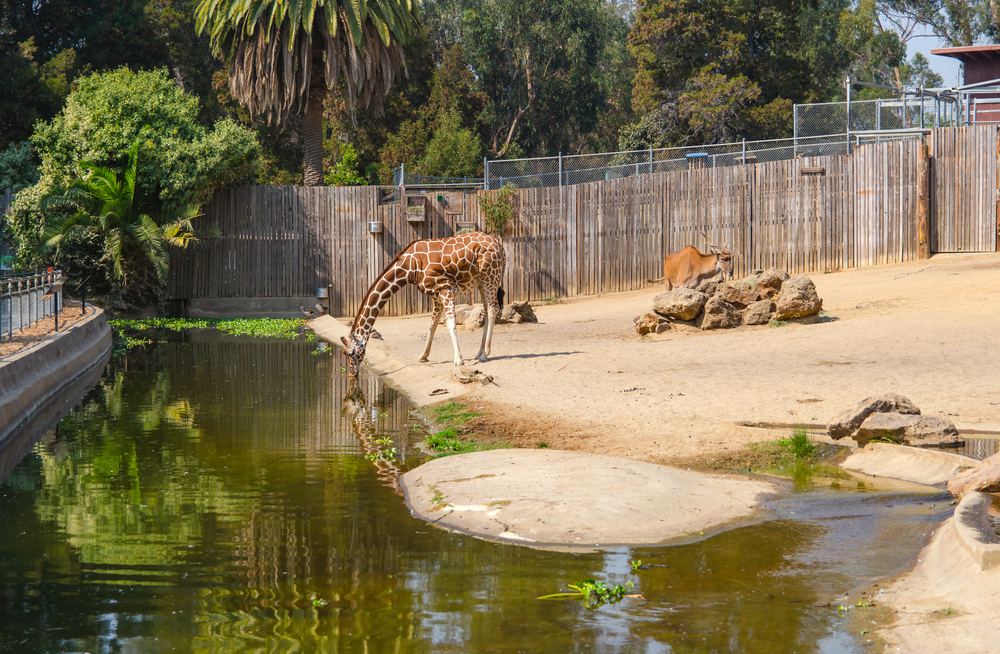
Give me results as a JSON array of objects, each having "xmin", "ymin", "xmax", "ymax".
[
  {"xmin": 400, "ymin": 448, "xmax": 774, "ymax": 548},
  {"xmin": 840, "ymin": 442, "xmax": 975, "ymax": 486}
]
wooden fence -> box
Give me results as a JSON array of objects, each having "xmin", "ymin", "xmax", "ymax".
[{"xmin": 168, "ymin": 126, "xmax": 998, "ymax": 318}]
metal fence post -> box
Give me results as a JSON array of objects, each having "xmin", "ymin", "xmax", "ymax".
[
  {"xmin": 558, "ymin": 152, "xmax": 563, "ymax": 187},
  {"xmin": 648, "ymin": 146, "xmax": 653, "ymax": 174},
  {"xmin": 742, "ymin": 138, "xmax": 747, "ymax": 164},
  {"xmin": 845, "ymin": 76, "xmax": 852, "ymax": 155},
  {"xmin": 483, "ymin": 157, "xmax": 489, "ymax": 190}
]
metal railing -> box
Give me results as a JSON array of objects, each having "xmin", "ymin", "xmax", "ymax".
[
  {"xmin": 1, "ymin": 270, "xmax": 65, "ymax": 343},
  {"xmin": 391, "ymin": 164, "xmax": 484, "ymax": 189}
]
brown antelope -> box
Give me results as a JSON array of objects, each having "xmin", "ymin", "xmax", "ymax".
[{"xmin": 652, "ymin": 235, "xmax": 733, "ymax": 289}]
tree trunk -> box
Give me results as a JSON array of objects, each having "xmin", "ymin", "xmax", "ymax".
[{"xmin": 302, "ymin": 89, "xmax": 325, "ymax": 186}]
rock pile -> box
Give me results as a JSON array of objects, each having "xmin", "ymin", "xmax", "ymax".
[
  {"xmin": 827, "ymin": 393, "xmax": 961, "ymax": 448},
  {"xmin": 454, "ymin": 301, "xmax": 538, "ymax": 331},
  {"xmin": 634, "ymin": 268, "xmax": 823, "ymax": 334}
]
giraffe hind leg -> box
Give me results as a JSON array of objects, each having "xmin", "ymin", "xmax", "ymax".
[
  {"xmin": 477, "ymin": 284, "xmax": 500, "ymax": 363},
  {"xmin": 419, "ymin": 298, "xmax": 443, "ymax": 363}
]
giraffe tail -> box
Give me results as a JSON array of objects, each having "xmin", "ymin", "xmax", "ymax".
[{"xmin": 497, "ymin": 287, "xmax": 505, "ymax": 312}]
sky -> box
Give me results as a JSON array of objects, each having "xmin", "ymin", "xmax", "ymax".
[{"xmin": 908, "ymin": 25, "xmax": 963, "ymax": 87}]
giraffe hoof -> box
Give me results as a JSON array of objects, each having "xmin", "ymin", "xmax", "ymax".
[
  {"xmin": 418, "ymin": 356, "xmax": 429, "ymax": 363},
  {"xmin": 477, "ymin": 355, "xmax": 488, "ymax": 363}
]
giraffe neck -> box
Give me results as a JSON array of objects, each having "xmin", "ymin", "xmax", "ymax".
[{"xmin": 351, "ymin": 263, "xmax": 410, "ymax": 341}]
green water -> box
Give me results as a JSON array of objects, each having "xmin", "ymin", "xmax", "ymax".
[{"xmin": 0, "ymin": 332, "xmax": 951, "ymax": 653}]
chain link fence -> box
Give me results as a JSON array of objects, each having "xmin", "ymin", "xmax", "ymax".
[
  {"xmin": 794, "ymin": 96, "xmax": 962, "ymax": 139},
  {"xmin": 483, "ymin": 135, "xmax": 853, "ymax": 189}
]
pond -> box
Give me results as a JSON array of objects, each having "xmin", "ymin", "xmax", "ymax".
[{"xmin": 0, "ymin": 332, "xmax": 951, "ymax": 653}]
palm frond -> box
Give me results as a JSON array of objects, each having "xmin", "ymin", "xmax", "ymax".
[{"xmin": 132, "ymin": 214, "xmax": 170, "ymax": 281}]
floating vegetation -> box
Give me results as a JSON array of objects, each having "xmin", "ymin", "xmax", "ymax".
[
  {"xmin": 364, "ymin": 435, "xmax": 398, "ymax": 462},
  {"xmin": 109, "ymin": 317, "xmax": 312, "ymax": 348},
  {"xmin": 539, "ymin": 579, "xmax": 636, "ymax": 609}
]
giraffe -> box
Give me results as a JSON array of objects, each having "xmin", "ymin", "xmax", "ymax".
[{"xmin": 339, "ymin": 231, "xmax": 506, "ymax": 376}]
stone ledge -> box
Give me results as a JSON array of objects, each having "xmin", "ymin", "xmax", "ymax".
[
  {"xmin": 0, "ymin": 307, "xmax": 111, "ymax": 443},
  {"xmin": 953, "ymin": 491, "xmax": 1000, "ymax": 571},
  {"xmin": 840, "ymin": 442, "xmax": 975, "ymax": 486}
]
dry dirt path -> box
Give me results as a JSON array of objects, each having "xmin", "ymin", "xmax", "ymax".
[{"xmin": 354, "ymin": 252, "xmax": 1000, "ymax": 462}]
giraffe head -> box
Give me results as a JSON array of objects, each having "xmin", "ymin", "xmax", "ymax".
[{"xmin": 340, "ymin": 333, "xmax": 368, "ymax": 377}]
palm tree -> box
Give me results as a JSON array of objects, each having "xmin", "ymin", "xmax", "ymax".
[
  {"xmin": 196, "ymin": 0, "xmax": 418, "ymax": 186},
  {"xmin": 43, "ymin": 141, "xmax": 198, "ymax": 289}
]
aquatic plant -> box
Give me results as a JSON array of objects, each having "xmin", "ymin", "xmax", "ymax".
[
  {"xmin": 539, "ymin": 579, "xmax": 635, "ymax": 609},
  {"xmin": 777, "ymin": 430, "xmax": 815, "ymax": 461},
  {"xmin": 108, "ymin": 317, "xmax": 312, "ymax": 348},
  {"xmin": 364, "ymin": 435, "xmax": 398, "ymax": 462},
  {"xmin": 630, "ymin": 559, "xmax": 644, "ymax": 572}
]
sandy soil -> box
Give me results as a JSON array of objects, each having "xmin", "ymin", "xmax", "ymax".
[
  {"xmin": 343, "ymin": 252, "xmax": 1000, "ymax": 463},
  {"xmin": 400, "ymin": 448, "xmax": 773, "ymax": 548}
]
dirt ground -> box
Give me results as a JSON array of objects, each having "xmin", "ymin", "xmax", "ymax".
[
  {"xmin": 0, "ymin": 301, "xmax": 91, "ymax": 359},
  {"xmin": 361, "ymin": 252, "xmax": 1000, "ymax": 463}
]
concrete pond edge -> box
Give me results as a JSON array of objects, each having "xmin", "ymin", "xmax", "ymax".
[
  {"xmin": 953, "ymin": 491, "xmax": 1000, "ymax": 571},
  {"xmin": 0, "ymin": 307, "xmax": 112, "ymax": 444}
]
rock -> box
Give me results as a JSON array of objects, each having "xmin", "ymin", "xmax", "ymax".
[
  {"xmin": 716, "ymin": 281, "xmax": 759, "ymax": 307},
  {"xmin": 742, "ymin": 300, "xmax": 774, "ymax": 326},
  {"xmin": 754, "ymin": 268, "xmax": 788, "ymax": 299},
  {"xmin": 452, "ymin": 303, "xmax": 473, "ymax": 324},
  {"xmin": 634, "ymin": 312, "xmax": 670, "ymax": 335},
  {"xmin": 903, "ymin": 415, "xmax": 961, "ymax": 447},
  {"xmin": 460, "ymin": 304, "xmax": 485, "ymax": 331},
  {"xmin": 773, "ymin": 275, "xmax": 823, "ymax": 320},
  {"xmin": 948, "ymin": 452, "xmax": 1000, "ymax": 497},
  {"xmin": 500, "ymin": 300, "xmax": 537, "ymax": 325},
  {"xmin": 854, "ymin": 412, "xmax": 921, "ymax": 445},
  {"xmin": 827, "ymin": 393, "xmax": 921, "ymax": 440},
  {"xmin": 653, "ymin": 288, "xmax": 708, "ymax": 321},
  {"xmin": 700, "ymin": 296, "xmax": 741, "ymax": 330},
  {"xmin": 695, "ymin": 278, "xmax": 720, "ymax": 296}
]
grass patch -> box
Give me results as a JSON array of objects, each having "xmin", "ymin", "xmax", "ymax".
[
  {"xmin": 429, "ymin": 401, "xmax": 481, "ymax": 426},
  {"xmin": 423, "ymin": 400, "xmax": 506, "ymax": 457},
  {"xmin": 687, "ymin": 428, "xmax": 851, "ymax": 489},
  {"xmin": 768, "ymin": 319, "xmax": 789, "ymax": 328}
]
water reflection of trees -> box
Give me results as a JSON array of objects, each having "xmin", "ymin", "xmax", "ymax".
[{"xmin": 0, "ymin": 335, "xmax": 850, "ymax": 653}]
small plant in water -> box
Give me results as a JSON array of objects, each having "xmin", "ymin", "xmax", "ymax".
[
  {"xmin": 310, "ymin": 595, "xmax": 329, "ymax": 608},
  {"xmin": 539, "ymin": 579, "xmax": 635, "ymax": 609},
  {"xmin": 364, "ymin": 435, "xmax": 397, "ymax": 462},
  {"xmin": 630, "ymin": 559, "xmax": 644, "ymax": 572},
  {"xmin": 777, "ymin": 430, "xmax": 815, "ymax": 461}
]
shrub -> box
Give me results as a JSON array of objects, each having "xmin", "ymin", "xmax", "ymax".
[{"xmin": 479, "ymin": 183, "xmax": 517, "ymax": 235}]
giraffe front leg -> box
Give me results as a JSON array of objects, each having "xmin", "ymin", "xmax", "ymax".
[
  {"xmin": 441, "ymin": 291, "xmax": 464, "ymax": 366},
  {"xmin": 481, "ymin": 290, "xmax": 500, "ymax": 362},
  {"xmin": 419, "ymin": 299, "xmax": 443, "ymax": 363}
]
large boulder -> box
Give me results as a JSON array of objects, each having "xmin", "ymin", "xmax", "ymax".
[
  {"xmin": 653, "ymin": 288, "xmax": 708, "ymax": 322},
  {"xmin": 754, "ymin": 268, "xmax": 788, "ymax": 299},
  {"xmin": 460, "ymin": 304, "xmax": 485, "ymax": 331},
  {"xmin": 854, "ymin": 412, "xmax": 921, "ymax": 445},
  {"xmin": 716, "ymin": 281, "xmax": 759, "ymax": 307},
  {"xmin": 773, "ymin": 275, "xmax": 822, "ymax": 320},
  {"xmin": 700, "ymin": 296, "xmax": 741, "ymax": 330},
  {"xmin": 905, "ymin": 415, "xmax": 961, "ymax": 447},
  {"xmin": 695, "ymin": 277, "xmax": 721, "ymax": 296},
  {"xmin": 501, "ymin": 300, "xmax": 538, "ymax": 324},
  {"xmin": 634, "ymin": 312, "xmax": 669, "ymax": 335},
  {"xmin": 742, "ymin": 300, "xmax": 775, "ymax": 326},
  {"xmin": 948, "ymin": 452, "xmax": 1000, "ymax": 497},
  {"xmin": 828, "ymin": 393, "xmax": 921, "ymax": 440}
]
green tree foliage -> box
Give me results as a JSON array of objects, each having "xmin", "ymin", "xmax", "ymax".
[
  {"xmin": 43, "ymin": 141, "xmax": 199, "ymax": 297},
  {"xmin": 627, "ymin": 0, "xmax": 873, "ymax": 146},
  {"xmin": 901, "ymin": 52, "xmax": 944, "ymax": 88},
  {"xmin": 7, "ymin": 67, "xmax": 258, "ymax": 305},
  {"xmin": 418, "ymin": 109, "xmax": 481, "ymax": 178},
  {"xmin": 324, "ymin": 143, "xmax": 367, "ymax": 186},
  {"xmin": 0, "ymin": 142, "xmax": 39, "ymax": 193},
  {"xmin": 461, "ymin": 0, "xmax": 633, "ymax": 157},
  {"xmin": 195, "ymin": 0, "xmax": 418, "ymax": 185}
]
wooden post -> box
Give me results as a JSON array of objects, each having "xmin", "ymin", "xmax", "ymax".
[
  {"xmin": 917, "ymin": 140, "xmax": 931, "ymax": 259},
  {"xmin": 996, "ymin": 127, "xmax": 1000, "ymax": 252}
]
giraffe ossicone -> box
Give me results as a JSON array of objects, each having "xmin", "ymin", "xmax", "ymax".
[{"xmin": 341, "ymin": 232, "xmax": 507, "ymax": 376}]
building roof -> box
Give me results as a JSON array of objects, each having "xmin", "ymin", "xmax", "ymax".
[{"xmin": 931, "ymin": 45, "xmax": 1000, "ymax": 63}]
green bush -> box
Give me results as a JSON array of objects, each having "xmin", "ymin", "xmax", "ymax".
[
  {"xmin": 7, "ymin": 67, "xmax": 259, "ymax": 304},
  {"xmin": 0, "ymin": 142, "xmax": 38, "ymax": 192},
  {"xmin": 324, "ymin": 143, "xmax": 367, "ymax": 186},
  {"xmin": 418, "ymin": 109, "xmax": 481, "ymax": 178}
]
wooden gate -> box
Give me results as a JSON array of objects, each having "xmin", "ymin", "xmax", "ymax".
[{"xmin": 930, "ymin": 126, "xmax": 998, "ymax": 252}]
